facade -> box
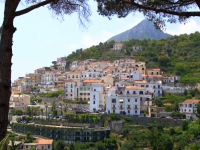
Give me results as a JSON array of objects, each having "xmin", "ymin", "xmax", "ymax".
[
  {"xmin": 12, "ymin": 123, "xmax": 110, "ymax": 144},
  {"xmin": 25, "ymin": 73, "xmax": 41, "ymax": 85},
  {"xmin": 90, "ymin": 83, "xmax": 104, "ymax": 111},
  {"xmin": 35, "ymin": 68, "xmax": 46, "ymax": 75},
  {"xmin": 106, "ymin": 85, "xmax": 152, "ymax": 115},
  {"xmin": 41, "ymin": 71, "xmax": 61, "ymax": 84},
  {"xmin": 132, "ymin": 46, "xmax": 142, "ymax": 52},
  {"xmin": 65, "ymin": 80, "xmax": 79, "ymax": 100},
  {"xmin": 113, "ymin": 42, "xmax": 123, "ymax": 50},
  {"xmin": 9, "ymin": 94, "xmax": 30, "ymax": 110},
  {"xmin": 179, "ymin": 99, "xmax": 200, "ymax": 120}
]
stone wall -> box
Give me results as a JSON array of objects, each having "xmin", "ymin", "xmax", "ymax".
[
  {"xmin": 34, "ymin": 120, "xmax": 103, "ymax": 128},
  {"xmin": 130, "ymin": 116, "xmax": 185, "ymax": 127}
]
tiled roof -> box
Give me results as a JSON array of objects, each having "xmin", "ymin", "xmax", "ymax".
[
  {"xmin": 125, "ymin": 86, "xmax": 145, "ymax": 90},
  {"xmin": 184, "ymin": 99, "xmax": 200, "ymax": 104},
  {"xmin": 83, "ymin": 79, "xmax": 103, "ymax": 83},
  {"xmin": 134, "ymin": 80, "xmax": 147, "ymax": 84},
  {"xmin": 38, "ymin": 139, "xmax": 53, "ymax": 145}
]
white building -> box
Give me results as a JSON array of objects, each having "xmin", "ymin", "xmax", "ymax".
[
  {"xmin": 106, "ymin": 85, "xmax": 152, "ymax": 115},
  {"xmin": 179, "ymin": 99, "xmax": 200, "ymax": 120},
  {"xmin": 130, "ymin": 70, "xmax": 143, "ymax": 82},
  {"xmin": 65, "ymin": 80, "xmax": 79, "ymax": 100},
  {"xmin": 81, "ymin": 71, "xmax": 102, "ymax": 80},
  {"xmin": 41, "ymin": 71, "xmax": 61, "ymax": 84},
  {"xmin": 106, "ymin": 87, "xmax": 141, "ymax": 115},
  {"xmin": 90, "ymin": 83, "xmax": 104, "ymax": 111}
]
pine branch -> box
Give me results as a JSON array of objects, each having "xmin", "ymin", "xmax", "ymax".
[
  {"xmin": 15, "ymin": 0, "xmax": 54, "ymax": 17},
  {"xmin": 122, "ymin": 0, "xmax": 200, "ymax": 17}
]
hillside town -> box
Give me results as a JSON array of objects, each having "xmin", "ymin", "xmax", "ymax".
[
  {"xmin": 8, "ymin": 42, "xmax": 200, "ymax": 149},
  {"xmin": 12, "ymin": 43, "xmax": 198, "ymax": 119}
]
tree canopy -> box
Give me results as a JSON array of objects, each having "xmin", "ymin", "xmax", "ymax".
[{"xmin": 96, "ymin": 0, "xmax": 200, "ymax": 29}]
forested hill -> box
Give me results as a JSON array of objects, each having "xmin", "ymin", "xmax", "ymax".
[{"xmin": 66, "ymin": 31, "xmax": 200, "ymax": 83}]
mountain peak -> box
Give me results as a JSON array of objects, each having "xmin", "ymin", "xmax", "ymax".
[{"xmin": 107, "ymin": 19, "xmax": 172, "ymax": 42}]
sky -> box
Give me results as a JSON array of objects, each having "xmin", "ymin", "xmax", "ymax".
[{"xmin": 0, "ymin": 1, "xmax": 200, "ymax": 82}]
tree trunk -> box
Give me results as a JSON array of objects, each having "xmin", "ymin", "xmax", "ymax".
[
  {"xmin": 195, "ymin": 1, "xmax": 200, "ymax": 8},
  {"xmin": 0, "ymin": 0, "xmax": 19, "ymax": 140}
]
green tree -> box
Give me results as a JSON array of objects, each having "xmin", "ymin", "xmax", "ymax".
[
  {"xmin": 95, "ymin": 141, "xmax": 105, "ymax": 150},
  {"xmin": 54, "ymin": 140, "xmax": 66, "ymax": 150},
  {"xmin": 0, "ymin": 0, "xmax": 91, "ymax": 140},
  {"xmin": 12, "ymin": 109, "xmax": 23, "ymax": 116},
  {"xmin": 103, "ymin": 134, "xmax": 117, "ymax": 150},
  {"xmin": 148, "ymin": 130, "xmax": 173, "ymax": 150},
  {"xmin": 96, "ymin": 1, "xmax": 200, "ymax": 29},
  {"xmin": 196, "ymin": 102, "xmax": 200, "ymax": 119},
  {"xmin": 184, "ymin": 89, "xmax": 188, "ymax": 96}
]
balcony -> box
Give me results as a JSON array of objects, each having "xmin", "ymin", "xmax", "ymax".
[
  {"xmin": 127, "ymin": 106, "xmax": 131, "ymax": 109},
  {"xmin": 112, "ymin": 106, "xmax": 116, "ymax": 109},
  {"xmin": 119, "ymin": 106, "xmax": 124, "ymax": 110}
]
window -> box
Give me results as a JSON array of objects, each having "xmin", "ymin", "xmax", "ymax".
[
  {"xmin": 94, "ymin": 89, "xmax": 96, "ymax": 91},
  {"xmin": 93, "ymin": 95, "xmax": 95, "ymax": 99},
  {"xmin": 93, "ymin": 101, "xmax": 95, "ymax": 104},
  {"xmin": 135, "ymin": 110, "xmax": 137, "ymax": 114},
  {"xmin": 135, "ymin": 105, "xmax": 137, "ymax": 109},
  {"xmin": 70, "ymin": 94, "xmax": 72, "ymax": 96},
  {"xmin": 135, "ymin": 99, "xmax": 137, "ymax": 102},
  {"xmin": 112, "ymin": 99, "xmax": 116, "ymax": 103},
  {"xmin": 128, "ymin": 99, "xmax": 130, "ymax": 102},
  {"xmin": 113, "ymin": 110, "xmax": 115, "ymax": 113},
  {"xmin": 128, "ymin": 110, "xmax": 130, "ymax": 113},
  {"xmin": 71, "ymin": 89, "xmax": 72, "ymax": 92},
  {"xmin": 48, "ymin": 145, "xmax": 50, "ymax": 149}
]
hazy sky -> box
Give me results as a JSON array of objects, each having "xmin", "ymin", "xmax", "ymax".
[{"xmin": 0, "ymin": 1, "xmax": 200, "ymax": 82}]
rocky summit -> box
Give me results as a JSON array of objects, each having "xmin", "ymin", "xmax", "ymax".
[{"xmin": 107, "ymin": 19, "xmax": 172, "ymax": 42}]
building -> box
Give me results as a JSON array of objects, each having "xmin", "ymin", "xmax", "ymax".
[
  {"xmin": 179, "ymin": 99, "xmax": 200, "ymax": 120},
  {"xmin": 90, "ymin": 83, "xmax": 104, "ymax": 111},
  {"xmin": 148, "ymin": 105, "xmax": 165, "ymax": 117},
  {"xmin": 37, "ymin": 139, "xmax": 53, "ymax": 150},
  {"xmin": 12, "ymin": 122, "xmax": 110, "ymax": 144},
  {"xmin": 9, "ymin": 94, "xmax": 31, "ymax": 111},
  {"xmin": 132, "ymin": 46, "xmax": 142, "ymax": 52},
  {"xmin": 25, "ymin": 73, "xmax": 41, "ymax": 85},
  {"xmin": 65, "ymin": 79, "xmax": 79, "ymax": 100},
  {"xmin": 113, "ymin": 42, "xmax": 123, "ymax": 50},
  {"xmin": 41, "ymin": 71, "xmax": 61, "ymax": 84}
]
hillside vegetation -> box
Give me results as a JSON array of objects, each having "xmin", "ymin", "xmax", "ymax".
[{"xmin": 66, "ymin": 32, "xmax": 200, "ymax": 83}]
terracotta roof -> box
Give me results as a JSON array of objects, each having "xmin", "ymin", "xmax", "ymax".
[
  {"xmin": 125, "ymin": 62, "xmax": 135, "ymax": 64},
  {"xmin": 153, "ymin": 68, "xmax": 160, "ymax": 70},
  {"xmin": 184, "ymin": 99, "xmax": 200, "ymax": 104},
  {"xmin": 83, "ymin": 79, "xmax": 103, "ymax": 83},
  {"xmin": 134, "ymin": 80, "xmax": 147, "ymax": 84},
  {"xmin": 148, "ymin": 75, "xmax": 162, "ymax": 77},
  {"xmin": 122, "ymin": 78, "xmax": 129, "ymax": 80},
  {"xmin": 107, "ymin": 74, "xmax": 112, "ymax": 77},
  {"xmin": 125, "ymin": 86, "xmax": 145, "ymax": 90},
  {"xmin": 67, "ymin": 71, "xmax": 82, "ymax": 74},
  {"xmin": 38, "ymin": 139, "xmax": 53, "ymax": 145},
  {"xmin": 37, "ymin": 68, "xmax": 45, "ymax": 70}
]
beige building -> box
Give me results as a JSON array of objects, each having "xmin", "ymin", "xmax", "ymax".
[
  {"xmin": 9, "ymin": 94, "xmax": 31, "ymax": 111},
  {"xmin": 113, "ymin": 42, "xmax": 124, "ymax": 50},
  {"xmin": 67, "ymin": 71, "xmax": 82, "ymax": 80},
  {"xmin": 101, "ymin": 76, "xmax": 114, "ymax": 86},
  {"xmin": 26, "ymin": 73, "xmax": 41, "ymax": 84},
  {"xmin": 35, "ymin": 67, "xmax": 46, "ymax": 75}
]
